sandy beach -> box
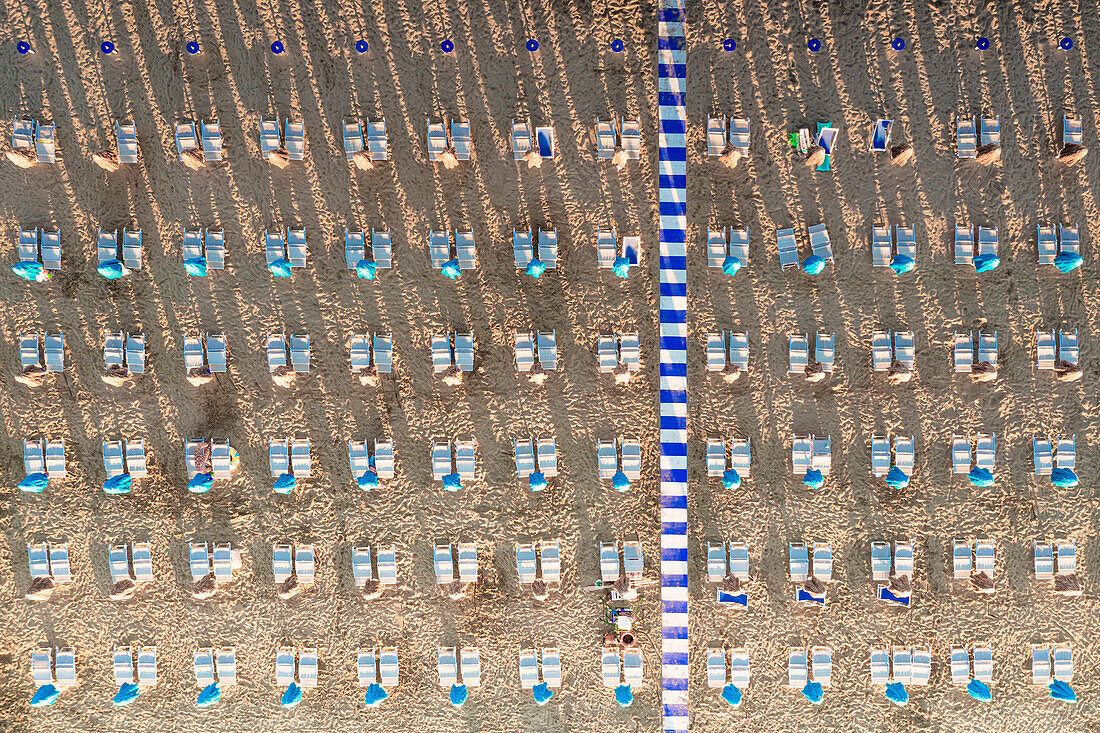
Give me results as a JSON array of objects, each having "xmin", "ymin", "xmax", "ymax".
[{"xmin": 0, "ymin": 0, "xmax": 1098, "ymax": 731}]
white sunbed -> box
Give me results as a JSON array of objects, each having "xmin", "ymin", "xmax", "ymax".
[
  {"xmin": 789, "ymin": 333, "xmax": 809, "ymax": 375},
  {"xmin": 623, "ymin": 540, "xmax": 643, "ymax": 580},
  {"xmin": 706, "ymin": 438, "xmax": 727, "ymax": 478},
  {"xmin": 599, "ymin": 541, "xmax": 620, "ymax": 582},
  {"xmin": 452, "ymin": 121, "xmax": 471, "ymax": 160},
  {"xmin": 894, "ymin": 541, "xmax": 914, "ymax": 577},
  {"xmin": 289, "ymin": 334, "xmax": 310, "ymax": 373},
  {"xmin": 272, "ymin": 544, "xmax": 293, "ymax": 584},
  {"xmin": 456, "ymin": 231, "xmax": 476, "ymax": 270},
  {"xmin": 787, "ymin": 647, "xmax": 808, "ymax": 688},
  {"xmin": 1055, "ymin": 436, "xmax": 1075, "ymax": 470},
  {"xmin": 44, "ymin": 438, "xmax": 65, "ymax": 477},
  {"xmin": 512, "ymin": 119, "xmax": 532, "ymax": 160},
  {"xmin": 542, "ymin": 648, "xmax": 561, "ymax": 688},
  {"xmin": 597, "ymin": 439, "xmax": 617, "ymax": 479},
  {"xmin": 621, "ymin": 118, "xmax": 641, "ymax": 159},
  {"xmin": 729, "ymin": 118, "xmax": 750, "ymax": 155},
  {"xmin": 1034, "ymin": 539, "xmax": 1055, "ymax": 580},
  {"xmin": 535, "ymin": 437, "xmax": 557, "ymax": 477},
  {"xmin": 789, "ymin": 542, "xmax": 809, "ymax": 582},
  {"xmin": 32, "ymin": 648, "xmax": 54, "ymax": 688},
  {"xmin": 283, "ymin": 121, "xmax": 304, "ymax": 161},
  {"xmin": 201, "ymin": 121, "xmax": 222, "ymax": 161},
  {"xmin": 895, "ymin": 225, "xmax": 916, "ymax": 262},
  {"xmin": 455, "ymin": 439, "xmax": 475, "ymax": 478},
  {"xmin": 298, "ymin": 648, "xmax": 318, "ymax": 688},
  {"xmin": 952, "ymin": 539, "xmax": 973, "ymax": 579},
  {"xmin": 596, "ymin": 229, "xmax": 617, "ymax": 269},
  {"xmin": 367, "ymin": 119, "xmax": 388, "ymax": 160},
  {"xmin": 620, "ymin": 437, "xmax": 641, "ymax": 479},
  {"xmin": 954, "ymin": 332, "xmax": 974, "ymax": 373},
  {"xmin": 1059, "ymin": 224, "xmax": 1080, "ymax": 257},
  {"xmin": 371, "ymin": 229, "xmax": 393, "ymax": 268},
  {"xmin": 816, "ymin": 333, "xmax": 835, "ymax": 372},
  {"xmin": 870, "ymin": 647, "xmax": 889, "ymax": 685},
  {"xmin": 175, "ymin": 121, "xmax": 198, "ymax": 159},
  {"xmin": 973, "ymin": 646, "xmax": 994, "ymax": 685},
  {"xmin": 1056, "ymin": 540, "xmax": 1076, "ymax": 576},
  {"xmin": 870, "ymin": 541, "xmax": 891, "ymax": 581},
  {"xmin": 1063, "ymin": 115, "xmax": 1083, "ymax": 146},
  {"xmin": 871, "ymin": 330, "xmax": 891, "ymax": 372},
  {"xmin": 729, "ymin": 649, "xmax": 749, "ymax": 688},
  {"xmin": 538, "ymin": 229, "xmax": 557, "ymax": 269},
  {"xmin": 287, "ymin": 228, "xmax": 307, "ymax": 267},
  {"xmin": 601, "ymin": 646, "xmax": 620, "ymax": 687},
  {"xmin": 275, "ymin": 647, "xmax": 296, "ymax": 686},
  {"xmin": 47, "ymin": 543, "xmax": 71, "ymax": 583},
  {"xmin": 791, "ymin": 435, "xmax": 812, "ymax": 475},
  {"xmin": 210, "ymin": 441, "xmax": 231, "ymax": 479},
  {"xmin": 705, "ymin": 333, "xmax": 726, "ymax": 372},
  {"xmin": 260, "ymin": 118, "xmax": 281, "ymax": 159},
  {"xmin": 540, "ymin": 541, "xmax": 561, "ymax": 583},
  {"xmin": 729, "ymin": 542, "xmax": 749, "ymax": 580},
  {"xmin": 429, "ymin": 230, "xmax": 450, "ymax": 269},
  {"xmin": 977, "ymin": 226, "xmax": 998, "ymax": 259},
  {"xmin": 516, "ymin": 543, "xmax": 537, "ymax": 584},
  {"xmin": 116, "ymin": 121, "xmax": 138, "ymax": 163},
  {"xmin": 950, "ymin": 645, "xmax": 971, "ymax": 684},
  {"xmin": 358, "ymin": 648, "xmax": 378, "ymax": 687},
  {"xmin": 620, "ymin": 334, "xmax": 641, "ymax": 371},
  {"xmin": 706, "ymin": 116, "xmax": 726, "ymax": 156},
  {"xmin": 376, "ymin": 546, "xmax": 397, "ymax": 585},
  {"xmin": 811, "ymin": 647, "xmax": 832, "ymax": 687},
  {"xmin": 519, "ymin": 649, "xmax": 539, "ymax": 689},
  {"xmin": 294, "ymin": 545, "xmax": 315, "ymax": 583},
  {"xmin": 892, "ymin": 646, "xmax": 912, "ymax": 685},
  {"xmin": 457, "ymin": 542, "xmax": 477, "ymax": 583},
  {"xmin": 980, "ymin": 116, "xmax": 1000, "ymax": 146},
  {"xmin": 352, "ymin": 546, "xmax": 373, "ymax": 587},
  {"xmin": 812, "ymin": 542, "xmax": 833, "ymax": 581},
  {"xmin": 460, "ymin": 647, "xmax": 482, "ymax": 687},
  {"xmin": 1053, "ymin": 644, "xmax": 1073, "ymax": 682},
  {"xmin": 345, "ymin": 230, "xmax": 364, "ymax": 269},
  {"xmin": 35, "ymin": 122, "xmax": 56, "ymax": 164},
  {"xmin": 536, "ymin": 331, "xmax": 557, "ymax": 371},
  {"xmin": 957, "ymin": 117, "xmax": 977, "ymax": 158},
  {"xmin": 706, "ymin": 541, "xmax": 727, "ymax": 582},
  {"xmin": 893, "ymin": 331, "xmax": 915, "ymax": 370},
  {"xmin": 28, "ymin": 543, "xmax": 50, "ymax": 579},
  {"xmin": 137, "ymin": 647, "xmax": 157, "ymax": 686},
  {"xmin": 1038, "ymin": 224, "xmax": 1057, "ymax": 265},
  {"xmin": 426, "ymin": 120, "xmax": 448, "ymax": 162},
  {"xmin": 955, "ymin": 225, "xmax": 974, "ymax": 265},
  {"xmin": 975, "ymin": 433, "xmax": 995, "ymax": 470},
  {"xmin": 212, "ymin": 543, "xmax": 232, "ymax": 583},
  {"xmin": 597, "ymin": 336, "xmax": 617, "ymax": 373},
  {"xmin": 216, "ymin": 647, "xmax": 236, "ymax": 686},
  {"xmin": 377, "ymin": 647, "xmax": 398, "ymax": 687},
  {"xmin": 343, "ymin": 120, "xmax": 364, "ymax": 161},
  {"xmin": 776, "ymin": 228, "xmax": 798, "ymax": 269},
  {"xmin": 513, "ymin": 230, "xmax": 534, "ymax": 268},
  {"xmin": 434, "ymin": 544, "xmax": 454, "ymax": 585},
  {"xmin": 189, "ymin": 542, "xmax": 210, "ymax": 581},
  {"xmin": 1059, "ymin": 329, "xmax": 1079, "ymax": 365},
  {"xmin": 114, "ymin": 647, "xmax": 135, "ymax": 686},
  {"xmin": 622, "ymin": 648, "xmax": 643, "ymax": 684},
  {"xmin": 872, "ymin": 225, "xmax": 892, "ymax": 267},
  {"xmin": 1033, "ymin": 437, "xmax": 1053, "ymax": 476},
  {"xmin": 808, "ymin": 224, "xmax": 832, "ymax": 261},
  {"xmin": 596, "ymin": 118, "xmax": 616, "ymax": 160},
  {"xmin": 104, "ymin": 331, "xmax": 124, "ymax": 370},
  {"xmin": 437, "ymin": 647, "xmax": 458, "ymax": 687},
  {"xmin": 290, "ymin": 437, "xmax": 310, "ymax": 478},
  {"xmin": 952, "ymin": 435, "xmax": 971, "ymax": 474},
  {"xmin": 977, "ymin": 332, "xmax": 997, "ymax": 366}
]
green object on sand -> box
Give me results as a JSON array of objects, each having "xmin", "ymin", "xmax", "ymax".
[{"xmin": 816, "ymin": 122, "xmax": 831, "ymax": 172}]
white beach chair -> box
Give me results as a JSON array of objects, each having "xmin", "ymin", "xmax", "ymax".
[
  {"xmin": 1059, "ymin": 224, "xmax": 1080, "ymax": 258},
  {"xmin": 272, "ymin": 544, "xmax": 293, "ymax": 584},
  {"xmin": 283, "ymin": 120, "xmax": 304, "ymax": 161},
  {"xmin": 294, "ymin": 545, "xmax": 315, "ymax": 584},
  {"xmin": 952, "ymin": 539, "xmax": 972, "ymax": 578},
  {"xmin": 12, "ymin": 117, "xmax": 35, "ymax": 150},
  {"xmin": 44, "ymin": 438, "xmax": 65, "ymax": 477},
  {"xmin": 358, "ymin": 648, "xmax": 378, "ymax": 687},
  {"xmin": 791, "ymin": 435, "xmax": 812, "ymax": 475},
  {"xmin": 426, "ymin": 119, "xmax": 447, "ymax": 161},
  {"xmin": 971, "ymin": 644, "xmax": 992, "ymax": 683},
  {"xmin": 290, "ymin": 437, "xmax": 310, "ymax": 478},
  {"xmin": 269, "ymin": 438, "xmax": 289, "ymax": 478},
  {"xmin": 375, "ymin": 546, "xmax": 397, "ymax": 585},
  {"xmin": 116, "ymin": 121, "xmax": 138, "ymax": 163},
  {"xmin": 540, "ymin": 540, "xmax": 561, "ymax": 583},
  {"xmin": 287, "ymin": 228, "xmax": 307, "ymax": 268},
  {"xmin": 352, "ymin": 546, "xmax": 372, "ymax": 587},
  {"xmin": 955, "ymin": 225, "xmax": 974, "ymax": 265},
  {"xmin": 260, "ymin": 118, "xmax": 281, "ymax": 159},
  {"xmin": 871, "ymin": 330, "xmax": 891, "ymax": 372},
  {"xmin": 41, "ymin": 333, "xmax": 63, "ymax": 373},
  {"xmin": 376, "ymin": 647, "xmax": 398, "ymax": 687},
  {"xmin": 811, "ymin": 436, "xmax": 831, "ymax": 475},
  {"xmin": 776, "ymin": 228, "xmax": 799, "ymax": 269},
  {"xmin": 542, "ymin": 648, "xmax": 561, "ymax": 688},
  {"xmin": 201, "ymin": 121, "xmax": 222, "ymax": 161},
  {"xmin": 1053, "ymin": 644, "xmax": 1072, "ymax": 682},
  {"xmin": 211, "ymin": 441, "xmax": 232, "ymax": 479},
  {"xmin": 895, "ymin": 225, "xmax": 916, "ymax": 262},
  {"xmin": 729, "ymin": 542, "xmax": 749, "ymax": 580},
  {"xmin": 349, "ymin": 334, "xmax": 370, "ymax": 372},
  {"xmin": 264, "ymin": 230, "xmax": 286, "ymax": 265},
  {"xmin": 892, "ymin": 646, "xmax": 912, "ymax": 685},
  {"xmin": 729, "ymin": 228, "xmax": 749, "ymax": 265},
  {"xmin": 513, "ymin": 230, "xmax": 534, "ymax": 268},
  {"xmin": 48, "ymin": 543, "xmax": 71, "ymax": 583},
  {"xmin": 97, "ymin": 229, "xmax": 118, "ymax": 265},
  {"xmin": 620, "ymin": 334, "xmax": 641, "ymax": 372},
  {"xmin": 175, "ymin": 121, "xmax": 198, "ymax": 160},
  {"xmin": 344, "ymin": 230, "xmax": 364, "ymax": 269},
  {"xmin": 184, "ymin": 335, "xmax": 205, "ymax": 372},
  {"xmin": 275, "ymin": 647, "xmax": 296, "ymax": 686},
  {"xmin": 977, "ymin": 332, "xmax": 997, "ymax": 366},
  {"xmin": 28, "ymin": 543, "xmax": 50, "ymax": 580},
  {"xmin": 870, "ymin": 541, "xmax": 890, "ymax": 581},
  {"xmin": 977, "ymin": 226, "xmax": 998, "ymax": 260},
  {"xmin": 114, "ymin": 647, "xmax": 135, "ymax": 686},
  {"xmin": 536, "ymin": 331, "xmax": 557, "ymax": 371},
  {"xmin": 705, "ymin": 333, "xmax": 726, "ymax": 371},
  {"xmin": 602, "ymin": 647, "xmax": 620, "ymax": 687},
  {"xmin": 450, "ymin": 121, "xmax": 471, "ymax": 159},
  {"xmin": 519, "ymin": 649, "xmax": 540, "ymax": 689},
  {"xmin": 1034, "ymin": 540, "xmax": 1055, "ymax": 580},
  {"xmin": 32, "ymin": 648, "xmax": 54, "ymax": 688},
  {"xmin": 623, "ymin": 540, "xmax": 643, "ymax": 581},
  {"xmin": 1036, "ymin": 329, "xmax": 1056, "ymax": 370},
  {"xmin": 190, "ymin": 542, "xmax": 210, "ymax": 581},
  {"xmin": 17, "ymin": 227, "xmax": 38, "ymax": 265},
  {"xmin": 816, "ymin": 333, "xmax": 835, "ymax": 372},
  {"xmin": 1038, "ymin": 225, "xmax": 1057, "ymax": 265},
  {"xmin": 621, "ymin": 118, "xmax": 641, "ymax": 159},
  {"xmin": 872, "ymin": 225, "xmax": 892, "ymax": 267},
  {"xmin": 622, "ymin": 649, "xmax": 643, "ymax": 685},
  {"xmin": 456, "ymin": 231, "xmax": 476, "ymax": 270},
  {"xmin": 974, "ymin": 434, "xmax": 995, "ymax": 471},
  {"xmin": 706, "ymin": 116, "xmax": 726, "ymax": 156},
  {"xmin": 343, "ymin": 120, "xmax": 364, "ymax": 161},
  {"xmin": 459, "ymin": 648, "xmax": 481, "ymax": 687},
  {"xmin": 706, "ymin": 541, "xmax": 727, "ymax": 582},
  {"xmin": 893, "ymin": 331, "xmax": 915, "ymax": 370},
  {"xmin": 516, "ymin": 542, "xmax": 537, "ymax": 583},
  {"xmin": 808, "ymin": 224, "xmax": 832, "ymax": 261},
  {"xmin": 620, "ymin": 437, "xmax": 641, "ymax": 479},
  {"xmin": 514, "ymin": 331, "xmax": 535, "ymax": 372},
  {"xmin": 131, "ymin": 542, "xmax": 153, "ymax": 582},
  {"xmin": 123, "ymin": 333, "xmax": 145, "ymax": 373},
  {"xmin": 789, "ymin": 333, "xmax": 809, "ymax": 375},
  {"xmin": 1063, "ymin": 115, "xmax": 1083, "ymax": 146},
  {"xmin": 367, "ymin": 119, "xmax": 388, "ymax": 160},
  {"xmin": 974, "ymin": 539, "xmax": 994, "ymax": 581},
  {"xmin": 596, "ymin": 118, "xmax": 616, "ymax": 160},
  {"xmin": 950, "ymin": 646, "xmax": 970, "ymax": 684},
  {"xmin": 706, "ymin": 438, "xmax": 727, "ymax": 478},
  {"xmin": 954, "ymin": 332, "xmax": 974, "ymax": 373},
  {"xmin": 727, "ymin": 649, "xmax": 749, "ymax": 688},
  {"xmin": 457, "ymin": 542, "xmax": 477, "ymax": 583},
  {"xmin": 137, "ymin": 647, "xmax": 157, "ymax": 686},
  {"xmin": 298, "ymin": 648, "xmax": 318, "ymax": 688},
  {"xmin": 980, "ymin": 116, "xmax": 1000, "ymax": 146},
  {"xmin": 536, "ymin": 437, "xmax": 557, "ymax": 477},
  {"xmin": 289, "ymin": 334, "xmax": 310, "ymax": 373},
  {"xmin": 371, "ymin": 229, "xmax": 392, "ymax": 268},
  {"xmin": 1059, "ymin": 329, "xmax": 1079, "ymax": 365},
  {"xmin": 434, "ymin": 544, "xmax": 454, "ymax": 585},
  {"xmin": 596, "ymin": 229, "xmax": 617, "ymax": 269},
  {"xmin": 1056, "ymin": 540, "xmax": 1075, "ymax": 576},
  {"xmin": 870, "ymin": 647, "xmax": 889, "ymax": 685},
  {"xmin": 215, "ymin": 647, "xmax": 236, "ymax": 686},
  {"xmin": 911, "ymin": 647, "xmax": 931, "ymax": 686},
  {"xmin": 787, "ymin": 648, "xmax": 808, "ymax": 688},
  {"xmin": 729, "ymin": 118, "xmax": 750, "ymax": 155},
  {"xmin": 957, "ymin": 117, "xmax": 977, "ymax": 158},
  {"xmin": 35, "ymin": 122, "xmax": 56, "ymax": 164},
  {"xmin": 789, "ymin": 542, "xmax": 809, "ymax": 582},
  {"xmin": 597, "ymin": 439, "xmax": 616, "ymax": 479},
  {"xmin": 1055, "ymin": 436, "xmax": 1075, "ymax": 470},
  {"xmin": 432, "ymin": 440, "xmax": 453, "ymax": 481},
  {"xmin": 871, "ymin": 436, "xmax": 890, "ymax": 478},
  {"xmin": 511, "ymin": 119, "xmax": 532, "ymax": 160},
  {"xmin": 23, "ymin": 437, "xmax": 45, "ymax": 476},
  {"xmin": 893, "ymin": 541, "xmax": 914, "ymax": 578},
  {"xmin": 19, "ymin": 334, "xmax": 41, "ymax": 370},
  {"xmin": 212, "ymin": 543, "xmax": 232, "ymax": 582},
  {"xmin": 1031, "ymin": 644, "xmax": 1051, "ymax": 684},
  {"xmin": 812, "ymin": 542, "xmax": 833, "ymax": 581},
  {"xmin": 600, "ymin": 541, "xmax": 620, "ymax": 582},
  {"xmin": 597, "ymin": 336, "xmax": 617, "ymax": 373},
  {"xmin": 455, "ymin": 439, "xmax": 475, "ymax": 479},
  {"xmin": 104, "ymin": 332, "xmax": 124, "ymax": 371},
  {"xmin": 811, "ymin": 648, "xmax": 832, "ymax": 687},
  {"xmin": 429, "ymin": 230, "xmax": 450, "ymax": 270},
  {"xmin": 537, "ymin": 229, "xmax": 557, "ymax": 268}
]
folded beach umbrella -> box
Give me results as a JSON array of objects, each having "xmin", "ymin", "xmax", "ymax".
[
  {"xmin": 103, "ymin": 473, "xmax": 132, "ymax": 494},
  {"xmin": 885, "ymin": 682, "xmax": 908, "ymax": 706},
  {"xmin": 18, "ymin": 472, "xmax": 49, "ymax": 493},
  {"xmin": 442, "ymin": 472, "xmax": 462, "ymax": 492},
  {"xmin": 614, "ymin": 684, "xmax": 633, "ymax": 707},
  {"xmin": 449, "ymin": 683, "xmax": 468, "ymax": 707},
  {"xmin": 363, "ymin": 682, "xmax": 388, "ymax": 707},
  {"xmin": 356, "ymin": 259, "xmax": 377, "ymax": 279},
  {"xmin": 187, "ymin": 472, "xmax": 213, "ymax": 493},
  {"xmin": 802, "ymin": 469, "xmax": 824, "ymax": 489},
  {"xmin": 722, "ymin": 469, "xmax": 741, "ymax": 490},
  {"xmin": 801, "ymin": 255, "xmax": 825, "ymax": 275},
  {"xmin": 612, "ymin": 256, "xmax": 631, "ymax": 278},
  {"xmin": 441, "ymin": 259, "xmax": 461, "ymax": 279},
  {"xmin": 885, "ymin": 466, "xmax": 910, "ymax": 489},
  {"xmin": 967, "ymin": 467, "xmax": 994, "ymax": 487},
  {"xmin": 528, "ymin": 471, "xmax": 547, "ymax": 492},
  {"xmin": 721, "ymin": 255, "xmax": 742, "ymax": 277},
  {"xmin": 30, "ymin": 683, "xmax": 59, "ymax": 707},
  {"xmin": 280, "ymin": 682, "xmax": 302, "ymax": 708},
  {"xmin": 1050, "ymin": 467, "xmax": 1078, "ymax": 488},
  {"xmin": 184, "ymin": 257, "xmax": 208, "ymax": 277},
  {"xmin": 889, "ymin": 254, "xmax": 915, "ymax": 274},
  {"xmin": 113, "ymin": 682, "xmax": 140, "ymax": 706},
  {"xmin": 973, "ymin": 253, "xmax": 999, "ymax": 273},
  {"xmin": 12, "ymin": 261, "xmax": 51, "ymax": 282},
  {"xmin": 273, "ymin": 472, "xmax": 296, "ymax": 494},
  {"xmin": 532, "ymin": 681, "xmax": 553, "ymax": 706},
  {"xmin": 526, "ymin": 258, "xmax": 546, "ymax": 279},
  {"xmin": 196, "ymin": 683, "xmax": 220, "ymax": 707},
  {"xmin": 612, "ymin": 470, "xmax": 631, "ymax": 492},
  {"xmin": 801, "ymin": 680, "xmax": 824, "ymax": 704},
  {"xmin": 357, "ymin": 470, "xmax": 379, "ymax": 490},
  {"xmin": 721, "ymin": 683, "xmax": 742, "ymax": 707},
  {"xmin": 1049, "ymin": 679, "xmax": 1076, "ymax": 703},
  {"xmin": 97, "ymin": 259, "xmax": 126, "ymax": 279},
  {"xmin": 1054, "ymin": 251, "xmax": 1083, "ymax": 273},
  {"xmin": 967, "ymin": 678, "xmax": 991, "ymax": 702},
  {"xmin": 268, "ymin": 258, "xmax": 292, "ymax": 277}
]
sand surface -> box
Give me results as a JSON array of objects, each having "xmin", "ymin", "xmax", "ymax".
[{"xmin": 0, "ymin": 0, "xmax": 1097, "ymax": 731}]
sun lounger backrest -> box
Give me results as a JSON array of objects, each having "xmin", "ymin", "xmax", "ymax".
[{"xmin": 114, "ymin": 647, "xmax": 135, "ymax": 685}]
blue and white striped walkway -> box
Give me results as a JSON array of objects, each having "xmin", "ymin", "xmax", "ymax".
[{"xmin": 657, "ymin": 2, "xmax": 689, "ymax": 731}]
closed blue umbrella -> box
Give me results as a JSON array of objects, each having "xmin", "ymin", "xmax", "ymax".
[
  {"xmin": 449, "ymin": 683, "xmax": 468, "ymax": 707},
  {"xmin": 721, "ymin": 256, "xmax": 742, "ymax": 277},
  {"xmin": 268, "ymin": 258, "xmax": 292, "ymax": 277},
  {"xmin": 612, "ymin": 471, "xmax": 631, "ymax": 492},
  {"xmin": 973, "ymin": 254, "xmax": 999, "ymax": 273},
  {"xmin": 802, "ymin": 469, "xmax": 824, "ymax": 489},
  {"xmin": 885, "ymin": 681, "xmax": 908, "ymax": 706},
  {"xmin": 1051, "ymin": 467, "xmax": 1078, "ymax": 488},
  {"xmin": 967, "ymin": 678, "xmax": 991, "ymax": 702},
  {"xmin": 363, "ymin": 682, "xmax": 388, "ymax": 707},
  {"xmin": 614, "ymin": 683, "xmax": 633, "ymax": 707},
  {"xmin": 721, "ymin": 683, "xmax": 742, "ymax": 707},
  {"xmin": 30, "ymin": 683, "xmax": 59, "ymax": 707},
  {"xmin": 442, "ymin": 472, "xmax": 462, "ymax": 492},
  {"xmin": 196, "ymin": 682, "xmax": 220, "ymax": 707},
  {"xmin": 801, "ymin": 255, "xmax": 825, "ymax": 275},
  {"xmin": 532, "ymin": 681, "xmax": 553, "ymax": 705},
  {"xmin": 612, "ymin": 257, "xmax": 631, "ymax": 278},
  {"xmin": 441, "ymin": 259, "xmax": 461, "ymax": 279},
  {"xmin": 889, "ymin": 254, "xmax": 915, "ymax": 274},
  {"xmin": 526, "ymin": 258, "xmax": 547, "ymax": 278},
  {"xmin": 273, "ymin": 472, "xmax": 296, "ymax": 494},
  {"xmin": 528, "ymin": 471, "xmax": 547, "ymax": 491},
  {"xmin": 801, "ymin": 680, "xmax": 824, "ymax": 704},
  {"xmin": 885, "ymin": 466, "xmax": 910, "ymax": 489},
  {"xmin": 98, "ymin": 259, "xmax": 126, "ymax": 279},
  {"xmin": 113, "ymin": 682, "xmax": 140, "ymax": 706},
  {"xmin": 12, "ymin": 261, "xmax": 51, "ymax": 282},
  {"xmin": 103, "ymin": 473, "xmax": 132, "ymax": 494},
  {"xmin": 722, "ymin": 468, "xmax": 741, "ymax": 490},
  {"xmin": 18, "ymin": 472, "xmax": 49, "ymax": 492},
  {"xmin": 187, "ymin": 472, "xmax": 213, "ymax": 493},
  {"xmin": 356, "ymin": 260, "xmax": 377, "ymax": 279},
  {"xmin": 1054, "ymin": 252, "xmax": 1083, "ymax": 273},
  {"xmin": 967, "ymin": 467, "xmax": 994, "ymax": 487},
  {"xmin": 184, "ymin": 257, "xmax": 208, "ymax": 276},
  {"xmin": 1049, "ymin": 679, "xmax": 1076, "ymax": 703},
  {"xmin": 357, "ymin": 470, "xmax": 379, "ymax": 490},
  {"xmin": 280, "ymin": 682, "xmax": 302, "ymax": 707}
]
